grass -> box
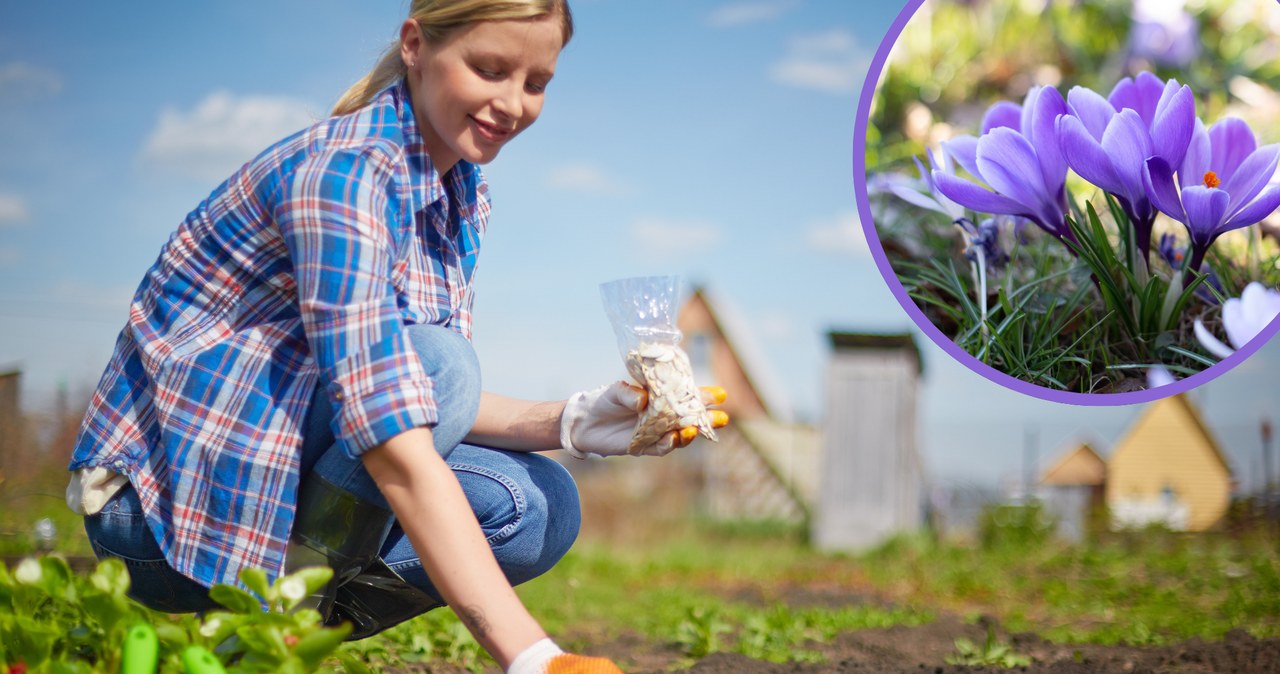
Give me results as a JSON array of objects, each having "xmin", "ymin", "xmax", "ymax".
[
  {"xmin": 6, "ymin": 463, "xmax": 1278, "ymax": 670},
  {"xmin": 337, "ymin": 516, "xmax": 1279, "ymax": 670}
]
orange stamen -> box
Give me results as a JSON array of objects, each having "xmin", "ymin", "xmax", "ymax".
[{"xmin": 1203, "ymin": 171, "xmax": 1220, "ymax": 189}]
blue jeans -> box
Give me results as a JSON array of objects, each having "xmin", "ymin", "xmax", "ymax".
[{"xmin": 85, "ymin": 324, "xmax": 581, "ymax": 614}]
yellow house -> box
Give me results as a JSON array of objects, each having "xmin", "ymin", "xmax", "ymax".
[{"xmin": 1106, "ymin": 394, "xmax": 1233, "ymax": 532}]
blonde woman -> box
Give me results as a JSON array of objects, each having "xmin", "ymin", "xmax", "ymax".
[{"xmin": 67, "ymin": 1, "xmax": 726, "ymax": 671}]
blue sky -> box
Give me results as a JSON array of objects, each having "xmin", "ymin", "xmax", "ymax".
[{"xmin": 0, "ymin": 0, "xmax": 1276, "ymax": 488}]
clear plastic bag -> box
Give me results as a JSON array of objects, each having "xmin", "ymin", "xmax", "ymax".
[{"xmin": 599, "ymin": 276, "xmax": 718, "ymax": 453}]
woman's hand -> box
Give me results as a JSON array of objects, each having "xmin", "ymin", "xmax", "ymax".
[
  {"xmin": 559, "ymin": 382, "xmax": 728, "ymax": 458},
  {"xmin": 506, "ymin": 638, "xmax": 626, "ymax": 674},
  {"xmin": 361, "ymin": 427, "xmax": 545, "ymax": 668}
]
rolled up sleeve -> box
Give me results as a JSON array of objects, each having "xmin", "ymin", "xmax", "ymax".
[{"xmin": 274, "ymin": 145, "xmax": 436, "ymax": 458}]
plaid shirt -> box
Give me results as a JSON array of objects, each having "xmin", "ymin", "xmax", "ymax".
[{"xmin": 69, "ymin": 80, "xmax": 489, "ymax": 590}]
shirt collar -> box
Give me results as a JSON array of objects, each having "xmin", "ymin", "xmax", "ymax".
[{"xmin": 390, "ymin": 78, "xmax": 481, "ymax": 219}]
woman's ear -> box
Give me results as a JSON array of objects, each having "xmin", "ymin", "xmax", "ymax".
[{"xmin": 399, "ymin": 19, "xmax": 422, "ymax": 70}]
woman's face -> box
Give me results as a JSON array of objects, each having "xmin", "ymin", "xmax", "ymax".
[{"xmin": 402, "ymin": 16, "xmax": 563, "ymax": 174}]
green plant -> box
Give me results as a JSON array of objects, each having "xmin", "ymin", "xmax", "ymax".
[
  {"xmin": 946, "ymin": 625, "xmax": 1032, "ymax": 668},
  {"xmin": 0, "ymin": 555, "xmax": 350, "ymax": 673},
  {"xmin": 673, "ymin": 606, "xmax": 731, "ymax": 659}
]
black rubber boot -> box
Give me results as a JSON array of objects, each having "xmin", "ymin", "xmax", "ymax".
[
  {"xmin": 285, "ymin": 476, "xmax": 394, "ymax": 618},
  {"xmin": 331, "ymin": 559, "xmax": 442, "ymax": 640}
]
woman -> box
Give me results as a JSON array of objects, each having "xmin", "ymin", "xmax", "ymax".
[{"xmin": 66, "ymin": 2, "xmax": 726, "ymax": 672}]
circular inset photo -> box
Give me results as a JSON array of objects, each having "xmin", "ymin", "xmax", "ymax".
[{"xmin": 855, "ymin": 0, "xmax": 1280, "ymax": 404}]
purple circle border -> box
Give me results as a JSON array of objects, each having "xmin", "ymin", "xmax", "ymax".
[{"xmin": 852, "ymin": 0, "xmax": 1280, "ymax": 407}]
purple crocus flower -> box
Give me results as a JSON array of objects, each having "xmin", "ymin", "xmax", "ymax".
[
  {"xmin": 1143, "ymin": 116, "xmax": 1280, "ymax": 278},
  {"xmin": 933, "ymin": 86, "xmax": 1074, "ymax": 246},
  {"xmin": 1056, "ymin": 72, "xmax": 1196, "ymax": 262},
  {"xmin": 889, "ymin": 147, "xmax": 966, "ymax": 221}
]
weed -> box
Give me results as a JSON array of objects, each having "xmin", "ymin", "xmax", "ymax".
[{"xmin": 946, "ymin": 625, "xmax": 1032, "ymax": 668}]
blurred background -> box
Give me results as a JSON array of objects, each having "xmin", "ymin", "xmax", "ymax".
[{"xmin": 0, "ymin": 0, "xmax": 1278, "ymax": 554}]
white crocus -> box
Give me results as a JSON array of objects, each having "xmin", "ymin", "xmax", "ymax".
[{"xmin": 1194, "ymin": 282, "xmax": 1280, "ymax": 359}]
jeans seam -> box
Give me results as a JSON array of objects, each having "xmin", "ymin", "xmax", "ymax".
[{"xmin": 383, "ymin": 462, "xmax": 525, "ymax": 577}]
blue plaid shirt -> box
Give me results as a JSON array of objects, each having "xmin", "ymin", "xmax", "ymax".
[{"xmin": 69, "ymin": 80, "xmax": 489, "ymax": 590}]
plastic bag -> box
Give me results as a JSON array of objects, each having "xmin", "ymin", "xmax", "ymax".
[{"xmin": 599, "ymin": 276, "xmax": 718, "ymax": 454}]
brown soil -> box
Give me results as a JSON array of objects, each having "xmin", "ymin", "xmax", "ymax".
[{"xmin": 416, "ymin": 597, "xmax": 1280, "ymax": 674}]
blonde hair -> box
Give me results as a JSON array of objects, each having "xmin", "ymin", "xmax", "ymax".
[{"xmin": 332, "ymin": 0, "xmax": 573, "ymax": 116}]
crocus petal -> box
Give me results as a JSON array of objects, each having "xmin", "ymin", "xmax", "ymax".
[
  {"xmin": 1221, "ymin": 144, "xmax": 1280, "ymax": 218},
  {"xmin": 1222, "ymin": 183, "xmax": 1280, "ymax": 233},
  {"xmin": 1209, "ymin": 117, "xmax": 1258, "ymax": 179},
  {"xmin": 933, "ymin": 171, "xmax": 1028, "ymax": 217},
  {"xmin": 1194, "ymin": 318, "xmax": 1236, "ymax": 360},
  {"xmin": 1109, "ymin": 71, "xmax": 1164, "ymax": 125},
  {"xmin": 1099, "ymin": 109, "xmax": 1154, "ymax": 205},
  {"xmin": 1143, "ymin": 156, "xmax": 1186, "ymax": 222},
  {"xmin": 976, "ymin": 127, "xmax": 1052, "ymax": 216},
  {"xmin": 1223, "ymin": 282, "xmax": 1280, "ymax": 351},
  {"xmin": 1018, "ymin": 86, "xmax": 1040, "ymax": 138},
  {"xmin": 1029, "ymin": 86, "xmax": 1069, "ymax": 194},
  {"xmin": 981, "ymin": 101, "xmax": 1023, "ymax": 135},
  {"xmin": 1146, "ymin": 366, "xmax": 1176, "ymax": 389},
  {"xmin": 889, "ymin": 182, "xmax": 952, "ymax": 215},
  {"xmin": 1180, "ymin": 185, "xmax": 1232, "ymax": 245},
  {"xmin": 1149, "ymin": 84, "xmax": 1195, "ymax": 169},
  {"xmin": 1059, "ymin": 114, "xmax": 1125, "ymax": 195},
  {"xmin": 1179, "ymin": 118, "xmax": 1211, "ymax": 190},
  {"xmin": 1066, "ymin": 86, "xmax": 1115, "ymax": 141},
  {"xmin": 943, "ymin": 136, "xmax": 981, "ymax": 180}
]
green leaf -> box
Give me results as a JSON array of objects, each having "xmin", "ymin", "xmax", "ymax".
[
  {"xmin": 210, "ymin": 585, "xmax": 264, "ymax": 614},
  {"xmin": 285, "ymin": 566, "xmax": 333, "ymax": 598},
  {"xmin": 292, "ymin": 624, "xmax": 353, "ymax": 668},
  {"xmin": 239, "ymin": 568, "xmax": 272, "ymax": 601},
  {"xmin": 90, "ymin": 557, "xmax": 132, "ymax": 597}
]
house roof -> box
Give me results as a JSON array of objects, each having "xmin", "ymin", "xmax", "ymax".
[
  {"xmin": 1109, "ymin": 394, "xmax": 1232, "ymax": 476},
  {"xmin": 828, "ymin": 331, "xmax": 923, "ymax": 375},
  {"xmin": 681, "ymin": 286, "xmax": 793, "ymax": 422},
  {"xmin": 1040, "ymin": 440, "xmax": 1107, "ymax": 486}
]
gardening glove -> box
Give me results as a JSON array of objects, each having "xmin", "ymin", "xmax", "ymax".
[
  {"xmin": 507, "ymin": 638, "xmax": 626, "ymax": 674},
  {"xmin": 560, "ymin": 382, "xmax": 729, "ymax": 459}
]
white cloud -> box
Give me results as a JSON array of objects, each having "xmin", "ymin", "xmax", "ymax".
[
  {"xmin": 0, "ymin": 194, "xmax": 29, "ymax": 227},
  {"xmin": 0, "ymin": 62, "xmax": 62, "ymax": 101},
  {"xmin": 140, "ymin": 91, "xmax": 319, "ymax": 182},
  {"xmin": 707, "ymin": 1, "xmax": 799, "ymax": 27},
  {"xmin": 806, "ymin": 210, "xmax": 869, "ymax": 256},
  {"xmin": 769, "ymin": 28, "xmax": 868, "ymax": 95},
  {"xmin": 630, "ymin": 216, "xmax": 725, "ymax": 252},
  {"xmin": 544, "ymin": 163, "xmax": 629, "ymax": 195}
]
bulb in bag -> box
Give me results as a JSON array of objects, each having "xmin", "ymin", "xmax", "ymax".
[{"xmin": 599, "ymin": 276, "xmax": 719, "ymax": 454}]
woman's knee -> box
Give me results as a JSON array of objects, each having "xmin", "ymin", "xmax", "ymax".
[
  {"xmin": 454, "ymin": 449, "xmax": 581, "ymax": 585},
  {"xmin": 403, "ymin": 324, "xmax": 481, "ymax": 456}
]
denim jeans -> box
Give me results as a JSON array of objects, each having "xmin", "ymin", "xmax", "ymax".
[{"xmin": 85, "ymin": 324, "xmax": 581, "ymax": 614}]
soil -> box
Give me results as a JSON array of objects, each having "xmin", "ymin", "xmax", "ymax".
[{"xmin": 418, "ymin": 589, "xmax": 1280, "ymax": 674}]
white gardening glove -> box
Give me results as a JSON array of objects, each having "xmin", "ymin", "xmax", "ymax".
[{"xmin": 560, "ymin": 382, "xmax": 729, "ymax": 459}]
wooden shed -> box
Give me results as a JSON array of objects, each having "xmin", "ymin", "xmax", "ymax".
[
  {"xmin": 1038, "ymin": 440, "xmax": 1106, "ymax": 542},
  {"xmin": 811, "ymin": 332, "xmax": 924, "ymax": 552},
  {"xmin": 1106, "ymin": 394, "xmax": 1232, "ymax": 532}
]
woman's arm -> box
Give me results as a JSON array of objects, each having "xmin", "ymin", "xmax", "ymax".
[
  {"xmin": 361, "ymin": 426, "xmax": 544, "ymax": 669},
  {"xmin": 466, "ymin": 392, "xmax": 565, "ymax": 451}
]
